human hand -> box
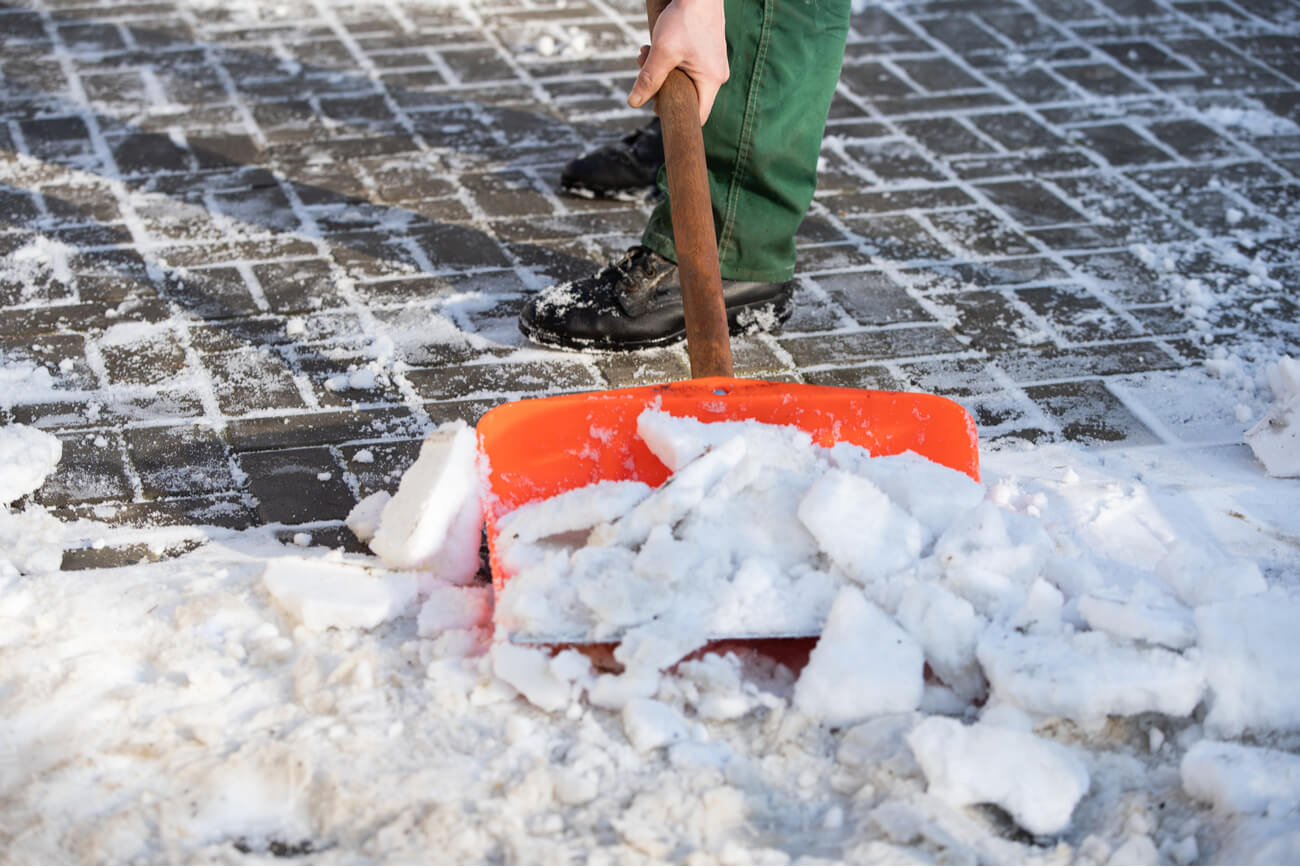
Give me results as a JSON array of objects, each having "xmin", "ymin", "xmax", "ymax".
[{"xmin": 626, "ymin": 0, "xmax": 728, "ymax": 125}]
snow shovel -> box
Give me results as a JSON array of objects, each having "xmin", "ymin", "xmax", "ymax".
[{"xmin": 476, "ymin": 0, "xmax": 979, "ymax": 646}]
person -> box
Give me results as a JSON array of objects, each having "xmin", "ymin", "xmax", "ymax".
[{"xmin": 519, "ymin": 0, "xmax": 853, "ymax": 351}]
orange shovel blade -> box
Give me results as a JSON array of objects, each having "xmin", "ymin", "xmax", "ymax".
[{"xmin": 476, "ymin": 376, "xmax": 979, "ymax": 598}]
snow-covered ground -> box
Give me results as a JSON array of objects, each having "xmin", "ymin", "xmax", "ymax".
[{"xmin": 3, "ymin": 356, "xmax": 1299, "ymax": 864}]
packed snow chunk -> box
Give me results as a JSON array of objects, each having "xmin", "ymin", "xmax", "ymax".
[
  {"xmin": 932, "ymin": 501, "xmax": 1051, "ymax": 619},
  {"xmin": 1078, "ymin": 581, "xmax": 1196, "ymax": 649},
  {"xmin": 490, "ymin": 642, "xmax": 571, "ymax": 712},
  {"xmin": 622, "ymin": 698, "xmax": 690, "ymax": 752},
  {"xmin": 832, "ymin": 447, "xmax": 985, "ymax": 536},
  {"xmin": 496, "ymin": 479, "xmax": 650, "ymax": 549},
  {"xmin": 1244, "ymin": 355, "xmax": 1300, "ymax": 477},
  {"xmin": 345, "ymin": 490, "xmax": 391, "ymax": 544},
  {"xmin": 1157, "ymin": 541, "xmax": 1267, "ymax": 607},
  {"xmin": 896, "ymin": 581, "xmax": 984, "ymax": 702},
  {"xmin": 798, "ymin": 469, "xmax": 925, "ymax": 581},
  {"xmin": 416, "ymin": 584, "xmax": 491, "ymax": 636},
  {"xmin": 1182, "ymin": 740, "xmax": 1300, "ymax": 815},
  {"xmin": 0, "ymin": 424, "xmax": 62, "ymax": 505},
  {"xmin": 369, "ymin": 420, "xmax": 482, "ymax": 584},
  {"xmin": 794, "ymin": 587, "xmax": 924, "ymax": 725},
  {"xmin": 636, "ymin": 408, "xmax": 812, "ymax": 472},
  {"xmin": 977, "ymin": 629, "xmax": 1204, "ymax": 721},
  {"xmin": 0, "ymin": 506, "xmax": 64, "ymax": 575},
  {"xmin": 907, "ymin": 716, "xmax": 1090, "ymax": 836},
  {"xmin": 590, "ymin": 435, "xmax": 747, "ymax": 548},
  {"xmin": 1196, "ymin": 592, "xmax": 1300, "ymax": 736},
  {"xmin": 262, "ymin": 557, "xmax": 419, "ymax": 632}
]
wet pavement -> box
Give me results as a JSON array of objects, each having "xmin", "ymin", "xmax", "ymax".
[{"xmin": 1, "ymin": 0, "xmax": 1297, "ymax": 567}]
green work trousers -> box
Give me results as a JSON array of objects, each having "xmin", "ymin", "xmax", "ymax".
[{"xmin": 641, "ymin": 0, "xmax": 853, "ymax": 283}]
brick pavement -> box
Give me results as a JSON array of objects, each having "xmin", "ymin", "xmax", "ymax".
[{"xmin": 0, "ymin": 0, "xmax": 1297, "ymax": 569}]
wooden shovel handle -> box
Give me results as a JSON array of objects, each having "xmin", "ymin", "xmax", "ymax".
[{"xmin": 645, "ymin": 0, "xmax": 733, "ymax": 379}]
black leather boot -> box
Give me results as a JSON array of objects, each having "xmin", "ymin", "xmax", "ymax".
[
  {"xmin": 519, "ymin": 246, "xmax": 796, "ymax": 351},
  {"xmin": 559, "ymin": 118, "xmax": 664, "ymax": 200}
]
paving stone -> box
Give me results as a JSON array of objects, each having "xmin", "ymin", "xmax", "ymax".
[
  {"xmin": 843, "ymin": 140, "xmax": 948, "ymax": 183},
  {"xmin": 99, "ymin": 329, "xmax": 189, "ymax": 386},
  {"xmin": 940, "ymin": 289, "xmax": 1045, "ymax": 351},
  {"xmin": 975, "ymin": 180, "xmax": 1088, "ymax": 227},
  {"xmin": 780, "ymin": 326, "xmax": 967, "ymax": 367},
  {"xmin": 55, "ymin": 495, "xmax": 258, "ymax": 532},
  {"xmin": 406, "ymin": 359, "xmax": 603, "ymax": 401},
  {"xmin": 34, "ymin": 432, "xmax": 134, "ymax": 507},
  {"xmin": 596, "ymin": 350, "xmax": 691, "ymax": 388},
  {"xmin": 238, "ymin": 446, "xmax": 356, "ymax": 524},
  {"xmin": 896, "ymin": 356, "xmax": 1004, "ymax": 396},
  {"xmin": 994, "ymin": 341, "xmax": 1181, "ymax": 384},
  {"xmin": 846, "ymin": 214, "xmax": 952, "ymax": 262},
  {"xmin": 1024, "ymin": 379, "xmax": 1163, "ymax": 444},
  {"xmin": 125, "ymin": 424, "xmax": 238, "ymax": 498},
  {"xmin": 1015, "ymin": 285, "xmax": 1142, "ymax": 343},
  {"xmin": 1146, "ymin": 119, "xmax": 1247, "ymax": 161},
  {"xmin": 253, "ymin": 258, "xmax": 347, "ymax": 314},
  {"xmin": 802, "ymin": 364, "xmax": 904, "ymax": 391},
  {"xmin": 927, "ymin": 208, "xmax": 1039, "ymax": 257},
  {"xmin": 810, "ymin": 272, "xmax": 935, "ymax": 327},
  {"xmin": 61, "ymin": 539, "xmax": 206, "ymax": 571},
  {"xmin": 202, "ymin": 348, "xmax": 309, "ymax": 416},
  {"xmin": 226, "ymin": 407, "xmax": 424, "ymax": 452},
  {"xmin": 1065, "ymin": 251, "xmax": 1173, "ymax": 305},
  {"xmin": 1073, "ymin": 123, "xmax": 1178, "ymax": 166},
  {"xmin": 340, "ymin": 439, "xmax": 423, "ymax": 498}
]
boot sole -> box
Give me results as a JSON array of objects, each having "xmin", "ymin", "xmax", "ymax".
[{"xmin": 519, "ymin": 291, "xmax": 795, "ymax": 353}]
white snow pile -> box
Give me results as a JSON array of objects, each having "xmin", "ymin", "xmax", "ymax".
[
  {"xmin": 478, "ymin": 409, "xmax": 1300, "ymax": 840},
  {"xmin": 3, "ymin": 403, "xmax": 1300, "ymax": 862},
  {"xmin": 1244, "ymin": 354, "xmax": 1300, "ymax": 477}
]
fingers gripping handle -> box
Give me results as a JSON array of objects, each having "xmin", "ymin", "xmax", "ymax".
[{"xmin": 644, "ymin": 0, "xmax": 733, "ymax": 379}]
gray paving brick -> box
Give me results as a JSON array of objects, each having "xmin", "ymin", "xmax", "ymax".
[
  {"xmin": 780, "ymin": 326, "xmax": 967, "ymax": 367},
  {"xmin": 238, "ymin": 446, "xmax": 355, "ymax": 524},
  {"xmin": 34, "ymin": 432, "xmax": 134, "ymax": 507},
  {"xmin": 811, "ymin": 272, "xmax": 935, "ymax": 327},
  {"xmin": 226, "ymin": 407, "xmax": 424, "ymax": 452},
  {"xmin": 125, "ymin": 424, "xmax": 238, "ymax": 498},
  {"xmin": 1025, "ymin": 380, "xmax": 1163, "ymax": 445},
  {"xmin": 406, "ymin": 359, "xmax": 603, "ymax": 401}
]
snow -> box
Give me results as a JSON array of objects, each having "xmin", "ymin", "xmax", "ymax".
[
  {"xmin": 907, "ymin": 716, "xmax": 1091, "ymax": 836},
  {"xmin": 262, "ymin": 556, "xmax": 419, "ymax": 632},
  {"xmin": 793, "ymin": 586, "xmax": 925, "ymax": 725},
  {"xmin": 0, "ymin": 424, "xmax": 62, "ymax": 505},
  {"xmin": 1181, "ymin": 740, "xmax": 1300, "ymax": 816},
  {"xmin": 1244, "ymin": 355, "xmax": 1300, "ymax": 477},
  {"xmin": 1196, "ymin": 592, "xmax": 1300, "ymax": 737},
  {"xmin": 367, "ymin": 420, "xmax": 482, "ymax": 584}
]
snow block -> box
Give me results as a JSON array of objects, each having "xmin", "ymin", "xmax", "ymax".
[
  {"xmin": 977, "ymin": 628, "xmax": 1204, "ymax": 721},
  {"xmin": 490, "ymin": 642, "xmax": 570, "ymax": 712},
  {"xmin": 369, "ymin": 421, "xmax": 482, "ymax": 583},
  {"xmin": 794, "ymin": 587, "xmax": 924, "ymax": 725},
  {"xmin": 262, "ymin": 557, "xmax": 418, "ymax": 632},
  {"xmin": 622, "ymin": 698, "xmax": 690, "ymax": 752},
  {"xmin": 0, "ymin": 424, "xmax": 62, "ymax": 505},
  {"xmin": 907, "ymin": 716, "xmax": 1090, "ymax": 836},
  {"xmin": 798, "ymin": 470, "xmax": 924, "ymax": 581},
  {"xmin": 1182, "ymin": 740, "xmax": 1300, "ymax": 816},
  {"xmin": 1196, "ymin": 592, "xmax": 1300, "ymax": 736}
]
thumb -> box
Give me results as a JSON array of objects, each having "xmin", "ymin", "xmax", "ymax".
[{"xmin": 627, "ymin": 46, "xmax": 678, "ymax": 109}]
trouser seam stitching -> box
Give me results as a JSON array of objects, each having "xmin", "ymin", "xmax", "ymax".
[{"xmin": 717, "ymin": 0, "xmax": 772, "ymax": 263}]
